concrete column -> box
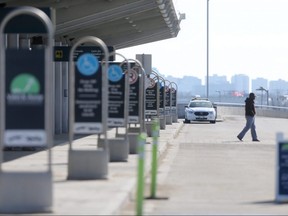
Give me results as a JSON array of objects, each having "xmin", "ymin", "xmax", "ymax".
[
  {"xmin": 51, "ymin": 39, "xmax": 55, "ymax": 136},
  {"xmin": 62, "ymin": 47, "xmax": 69, "ymax": 133},
  {"xmin": 54, "ymin": 41, "xmax": 63, "ymax": 134}
]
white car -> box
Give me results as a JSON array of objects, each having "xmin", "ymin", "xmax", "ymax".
[{"xmin": 184, "ymin": 98, "xmax": 216, "ymax": 124}]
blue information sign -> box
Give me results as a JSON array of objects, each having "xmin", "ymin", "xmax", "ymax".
[
  {"xmin": 76, "ymin": 53, "xmax": 99, "ymax": 76},
  {"xmin": 278, "ymin": 142, "xmax": 288, "ymax": 197},
  {"xmin": 108, "ymin": 64, "xmax": 123, "ymax": 82}
]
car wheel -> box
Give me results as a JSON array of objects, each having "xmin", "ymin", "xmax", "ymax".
[
  {"xmin": 184, "ymin": 118, "xmax": 190, "ymax": 123},
  {"xmin": 210, "ymin": 120, "xmax": 216, "ymax": 124}
]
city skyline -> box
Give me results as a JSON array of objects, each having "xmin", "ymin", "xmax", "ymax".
[
  {"xmin": 165, "ymin": 73, "xmax": 288, "ymax": 85},
  {"xmin": 163, "ymin": 73, "xmax": 288, "ymax": 96}
]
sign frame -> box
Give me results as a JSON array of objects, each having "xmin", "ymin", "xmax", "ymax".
[
  {"xmin": 67, "ymin": 36, "xmax": 109, "ymax": 180},
  {"xmin": 0, "ymin": 6, "xmax": 54, "ymax": 213},
  {"xmin": 68, "ymin": 37, "xmax": 109, "ymax": 144},
  {"xmin": 0, "ymin": 6, "xmax": 54, "ymax": 153},
  {"xmin": 107, "ymin": 60, "xmax": 129, "ymax": 127},
  {"xmin": 170, "ymin": 81, "xmax": 178, "ymax": 122},
  {"xmin": 145, "ymin": 71, "xmax": 159, "ymax": 117},
  {"xmin": 164, "ymin": 80, "xmax": 172, "ymax": 116},
  {"xmin": 127, "ymin": 59, "xmax": 146, "ymax": 133},
  {"xmin": 276, "ymin": 133, "xmax": 288, "ymax": 202}
]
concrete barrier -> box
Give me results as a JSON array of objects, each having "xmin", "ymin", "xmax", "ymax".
[{"xmin": 177, "ymin": 103, "xmax": 288, "ymax": 119}]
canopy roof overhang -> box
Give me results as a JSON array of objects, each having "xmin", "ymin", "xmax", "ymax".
[{"xmin": 0, "ymin": 0, "xmax": 181, "ymax": 49}]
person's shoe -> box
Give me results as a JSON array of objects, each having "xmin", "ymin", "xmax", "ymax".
[
  {"xmin": 237, "ymin": 135, "xmax": 243, "ymax": 141},
  {"xmin": 252, "ymin": 139, "xmax": 260, "ymax": 142}
]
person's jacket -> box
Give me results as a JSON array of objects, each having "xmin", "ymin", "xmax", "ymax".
[{"xmin": 245, "ymin": 97, "xmax": 256, "ymax": 117}]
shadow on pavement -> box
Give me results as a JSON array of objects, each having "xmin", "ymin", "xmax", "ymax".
[
  {"xmin": 2, "ymin": 134, "xmax": 90, "ymax": 163},
  {"xmin": 248, "ymin": 200, "xmax": 287, "ymax": 205}
]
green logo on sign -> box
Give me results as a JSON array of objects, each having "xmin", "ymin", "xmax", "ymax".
[
  {"xmin": 10, "ymin": 74, "xmax": 40, "ymax": 94},
  {"xmin": 281, "ymin": 143, "xmax": 288, "ymax": 151}
]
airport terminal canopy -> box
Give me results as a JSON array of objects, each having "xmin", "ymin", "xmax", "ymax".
[{"xmin": 0, "ymin": 0, "xmax": 181, "ymax": 49}]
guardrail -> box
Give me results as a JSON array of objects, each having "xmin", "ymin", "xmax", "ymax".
[{"xmin": 177, "ymin": 102, "xmax": 288, "ymax": 119}]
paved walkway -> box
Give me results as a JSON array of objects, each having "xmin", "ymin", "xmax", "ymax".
[
  {"xmin": 122, "ymin": 115, "xmax": 288, "ymax": 215},
  {"xmin": 1, "ymin": 115, "xmax": 288, "ymax": 215},
  {"xmin": 1, "ymin": 121, "xmax": 183, "ymax": 215}
]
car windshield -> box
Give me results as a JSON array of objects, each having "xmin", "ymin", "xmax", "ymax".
[{"xmin": 189, "ymin": 101, "xmax": 213, "ymax": 108}]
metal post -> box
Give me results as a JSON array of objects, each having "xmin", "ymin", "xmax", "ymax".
[
  {"xmin": 206, "ymin": 0, "xmax": 209, "ymax": 99},
  {"xmin": 156, "ymin": 75, "xmax": 166, "ymax": 130},
  {"xmin": 170, "ymin": 82, "xmax": 178, "ymax": 123},
  {"xmin": 164, "ymin": 80, "xmax": 172, "ymax": 125},
  {"xmin": 261, "ymin": 91, "xmax": 263, "ymax": 107},
  {"xmin": 127, "ymin": 59, "xmax": 146, "ymax": 133},
  {"xmin": 62, "ymin": 46, "xmax": 69, "ymax": 133},
  {"xmin": 54, "ymin": 41, "xmax": 62, "ymax": 134},
  {"xmin": 256, "ymin": 86, "xmax": 269, "ymax": 108},
  {"xmin": 216, "ymin": 90, "xmax": 221, "ymax": 102}
]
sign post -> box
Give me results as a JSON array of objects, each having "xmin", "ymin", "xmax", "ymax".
[
  {"xmin": 145, "ymin": 71, "xmax": 160, "ymax": 137},
  {"xmin": 157, "ymin": 75, "xmax": 166, "ymax": 130},
  {"xmin": 170, "ymin": 82, "xmax": 178, "ymax": 123},
  {"xmin": 0, "ymin": 6, "xmax": 54, "ymax": 213},
  {"xmin": 165, "ymin": 80, "xmax": 172, "ymax": 125},
  {"xmin": 145, "ymin": 72, "xmax": 159, "ymax": 118},
  {"xmin": 98, "ymin": 52, "xmax": 130, "ymax": 162},
  {"xmin": 127, "ymin": 62, "xmax": 141, "ymax": 126},
  {"xmin": 67, "ymin": 36, "xmax": 109, "ymax": 180},
  {"xmin": 127, "ymin": 59, "xmax": 146, "ymax": 154}
]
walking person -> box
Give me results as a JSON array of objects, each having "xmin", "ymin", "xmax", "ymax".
[{"xmin": 237, "ymin": 92, "xmax": 260, "ymax": 142}]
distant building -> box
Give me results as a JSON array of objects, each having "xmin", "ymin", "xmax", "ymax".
[
  {"xmin": 209, "ymin": 74, "xmax": 228, "ymax": 85},
  {"xmin": 231, "ymin": 74, "xmax": 249, "ymax": 94},
  {"xmin": 269, "ymin": 79, "xmax": 288, "ymax": 95},
  {"xmin": 252, "ymin": 78, "xmax": 268, "ymax": 93},
  {"xmin": 175, "ymin": 75, "xmax": 202, "ymax": 93},
  {"xmin": 165, "ymin": 75, "xmax": 181, "ymax": 88},
  {"xmin": 161, "ymin": 72, "xmax": 288, "ymax": 104},
  {"xmin": 208, "ymin": 74, "xmax": 231, "ymax": 96}
]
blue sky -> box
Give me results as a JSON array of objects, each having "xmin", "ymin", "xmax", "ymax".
[{"xmin": 118, "ymin": 0, "xmax": 288, "ymax": 84}]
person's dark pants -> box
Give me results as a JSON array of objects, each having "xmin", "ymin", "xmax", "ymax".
[{"xmin": 238, "ymin": 115, "xmax": 258, "ymax": 140}]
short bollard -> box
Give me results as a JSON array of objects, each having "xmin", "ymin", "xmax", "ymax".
[
  {"xmin": 146, "ymin": 119, "xmax": 168, "ymax": 200},
  {"xmin": 150, "ymin": 119, "xmax": 160, "ymax": 198},
  {"xmin": 136, "ymin": 133, "xmax": 146, "ymax": 216}
]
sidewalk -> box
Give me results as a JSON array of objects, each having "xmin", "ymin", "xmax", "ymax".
[{"xmin": 1, "ymin": 121, "xmax": 183, "ymax": 215}]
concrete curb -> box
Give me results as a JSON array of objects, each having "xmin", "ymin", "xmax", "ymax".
[{"xmin": 112, "ymin": 121, "xmax": 184, "ymax": 215}]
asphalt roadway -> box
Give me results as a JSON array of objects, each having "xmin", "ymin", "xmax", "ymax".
[{"xmin": 1, "ymin": 115, "xmax": 288, "ymax": 215}]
